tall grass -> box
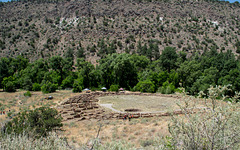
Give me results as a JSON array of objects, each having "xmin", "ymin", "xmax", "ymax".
[
  {"xmin": 92, "ymin": 139, "xmax": 136, "ymax": 150},
  {"xmin": 0, "ymin": 132, "xmax": 70, "ymax": 150},
  {"xmin": 0, "ymin": 132, "xmax": 166, "ymax": 150}
]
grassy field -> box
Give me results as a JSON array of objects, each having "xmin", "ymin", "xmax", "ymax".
[{"xmin": 98, "ymin": 95, "xmax": 181, "ymax": 112}]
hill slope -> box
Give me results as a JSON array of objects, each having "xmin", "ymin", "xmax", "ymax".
[{"xmin": 0, "ymin": 0, "xmax": 240, "ymax": 63}]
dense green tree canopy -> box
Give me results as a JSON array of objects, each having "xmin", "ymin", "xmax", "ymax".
[
  {"xmin": 98, "ymin": 53, "xmax": 138, "ymax": 89},
  {"xmin": 0, "ymin": 47, "xmax": 240, "ymax": 97},
  {"xmin": 159, "ymin": 47, "xmax": 178, "ymax": 72}
]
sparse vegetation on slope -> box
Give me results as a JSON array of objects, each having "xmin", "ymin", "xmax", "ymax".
[{"xmin": 0, "ymin": 0, "xmax": 239, "ymax": 62}]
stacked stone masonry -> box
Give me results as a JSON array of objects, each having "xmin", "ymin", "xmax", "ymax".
[{"xmin": 59, "ymin": 91, "xmax": 186, "ymax": 121}]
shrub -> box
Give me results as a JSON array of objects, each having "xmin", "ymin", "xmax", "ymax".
[
  {"xmin": 24, "ymin": 91, "xmax": 31, "ymax": 97},
  {"xmin": 236, "ymin": 47, "xmax": 240, "ymax": 54},
  {"xmin": 3, "ymin": 107, "xmax": 62, "ymax": 138},
  {"xmin": 41, "ymin": 82, "xmax": 57, "ymax": 94},
  {"xmin": 5, "ymin": 81, "xmax": 16, "ymax": 92},
  {"xmin": 7, "ymin": 111, "xmax": 13, "ymax": 118},
  {"xmin": 72, "ymin": 78, "xmax": 83, "ymax": 93},
  {"xmin": 20, "ymin": 76, "xmax": 32, "ymax": 91},
  {"xmin": 0, "ymin": 103, "xmax": 5, "ymax": 111},
  {"xmin": 140, "ymin": 139, "xmax": 154, "ymax": 147},
  {"xmin": 168, "ymin": 85, "xmax": 240, "ymax": 149},
  {"xmin": 157, "ymin": 87, "xmax": 165, "ymax": 94},
  {"xmin": 90, "ymin": 87, "xmax": 101, "ymax": 91},
  {"xmin": 61, "ymin": 75, "xmax": 74, "ymax": 89},
  {"xmin": 92, "ymin": 139, "xmax": 136, "ymax": 150},
  {"xmin": 0, "ymin": 132, "xmax": 69, "ymax": 150},
  {"xmin": 109, "ymin": 84, "xmax": 119, "ymax": 92},
  {"xmin": 72, "ymin": 86, "xmax": 82, "ymax": 93},
  {"xmin": 157, "ymin": 81, "xmax": 175, "ymax": 94},
  {"xmin": 165, "ymin": 84, "xmax": 175, "ymax": 94},
  {"xmin": 32, "ymin": 83, "xmax": 41, "ymax": 91},
  {"xmin": 133, "ymin": 80, "xmax": 155, "ymax": 93},
  {"xmin": 2, "ymin": 76, "xmax": 16, "ymax": 92}
]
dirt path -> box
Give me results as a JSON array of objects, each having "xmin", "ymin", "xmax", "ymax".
[{"xmin": 99, "ymin": 104, "xmax": 122, "ymax": 113}]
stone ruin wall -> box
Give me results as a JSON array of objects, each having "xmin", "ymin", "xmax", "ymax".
[{"xmin": 58, "ymin": 91, "xmax": 183, "ymax": 122}]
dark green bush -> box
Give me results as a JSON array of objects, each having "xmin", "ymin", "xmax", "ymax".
[
  {"xmin": 20, "ymin": 76, "xmax": 32, "ymax": 91},
  {"xmin": 24, "ymin": 91, "xmax": 31, "ymax": 97},
  {"xmin": 157, "ymin": 81, "xmax": 175, "ymax": 94},
  {"xmin": 90, "ymin": 87, "xmax": 101, "ymax": 91},
  {"xmin": 32, "ymin": 83, "xmax": 41, "ymax": 91},
  {"xmin": 5, "ymin": 81, "xmax": 16, "ymax": 92},
  {"xmin": 72, "ymin": 78, "xmax": 83, "ymax": 93},
  {"xmin": 3, "ymin": 107, "xmax": 62, "ymax": 138},
  {"xmin": 2, "ymin": 76, "xmax": 16, "ymax": 92},
  {"xmin": 41, "ymin": 82, "xmax": 57, "ymax": 94},
  {"xmin": 133, "ymin": 80, "xmax": 155, "ymax": 93},
  {"xmin": 109, "ymin": 84, "xmax": 119, "ymax": 92},
  {"xmin": 61, "ymin": 75, "xmax": 74, "ymax": 89}
]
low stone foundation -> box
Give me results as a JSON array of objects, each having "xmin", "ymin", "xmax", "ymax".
[{"xmin": 58, "ymin": 91, "xmax": 182, "ymax": 121}]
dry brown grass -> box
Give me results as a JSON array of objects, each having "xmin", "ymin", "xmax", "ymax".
[
  {"xmin": 0, "ymin": 90, "xmax": 80, "ymax": 122},
  {"xmin": 61, "ymin": 116, "xmax": 171, "ymax": 148}
]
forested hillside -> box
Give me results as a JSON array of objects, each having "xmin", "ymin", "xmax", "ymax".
[{"xmin": 0, "ymin": 0, "xmax": 240, "ymax": 64}]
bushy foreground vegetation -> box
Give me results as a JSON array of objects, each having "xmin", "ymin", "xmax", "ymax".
[
  {"xmin": 0, "ymin": 86, "xmax": 239, "ymax": 149},
  {"xmin": 1, "ymin": 46, "xmax": 240, "ymax": 97},
  {"xmin": 0, "ymin": 107, "xmax": 67, "ymax": 149},
  {"xmin": 2, "ymin": 107, "xmax": 62, "ymax": 137},
  {"xmin": 0, "ymin": 132, "xmax": 70, "ymax": 150},
  {"xmin": 168, "ymin": 85, "xmax": 240, "ymax": 149}
]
